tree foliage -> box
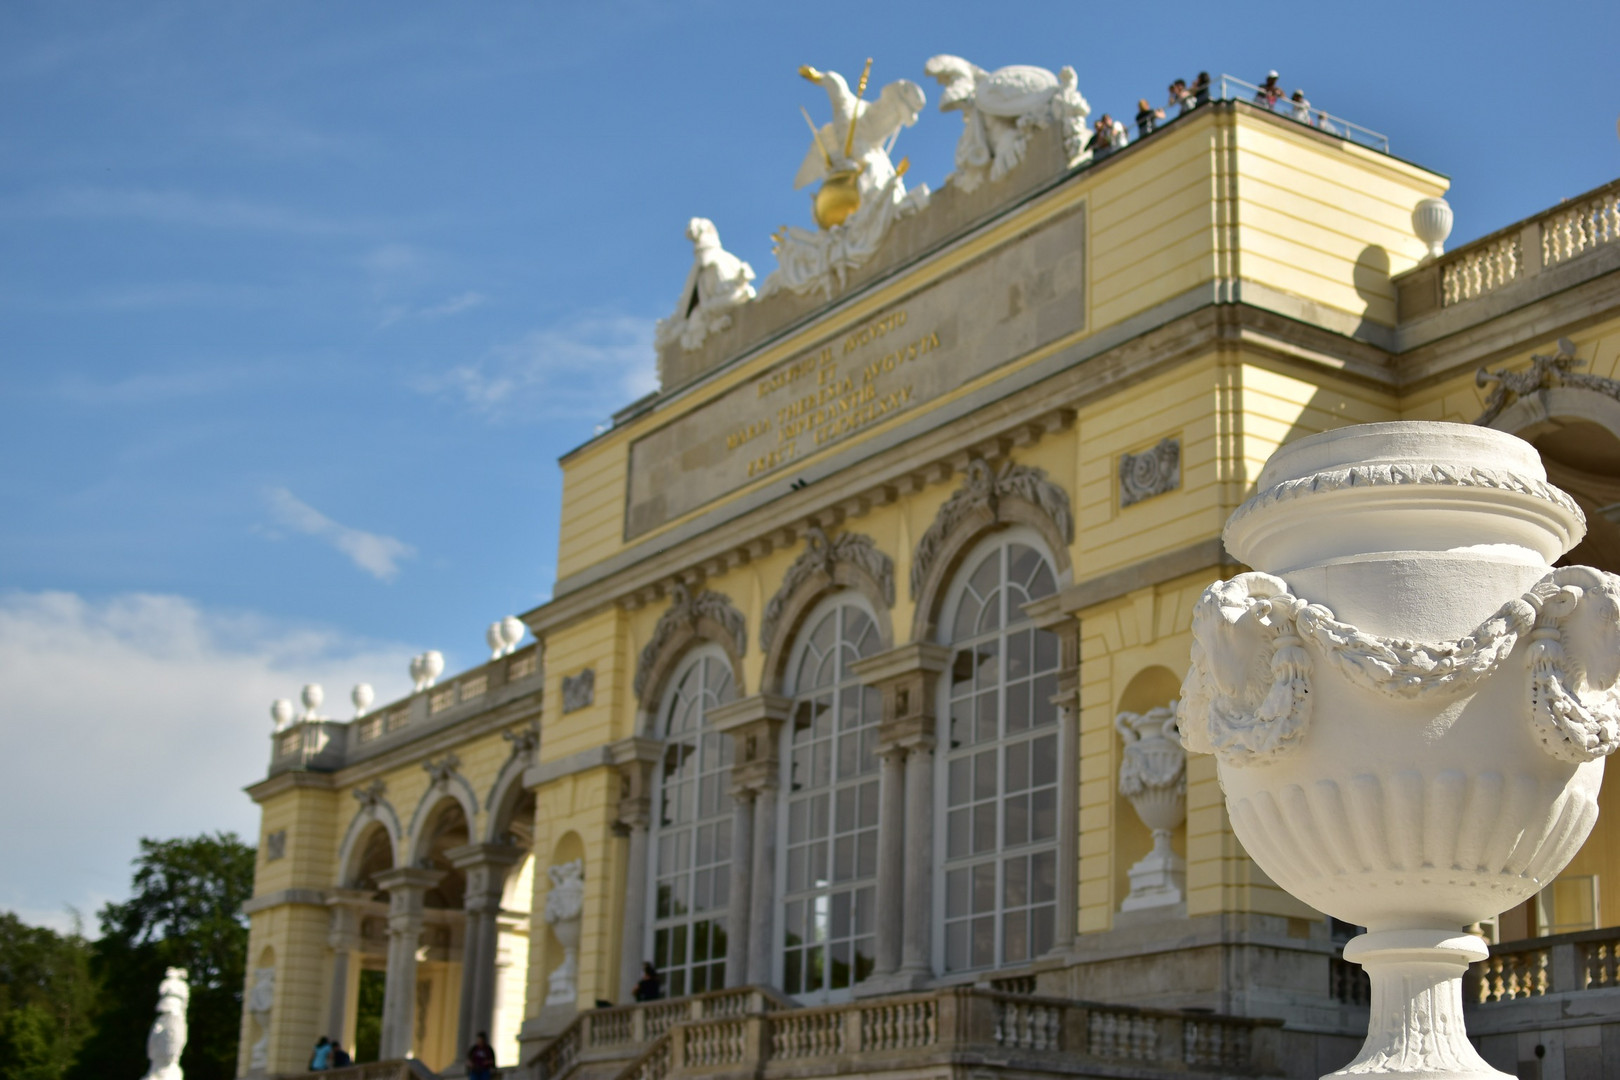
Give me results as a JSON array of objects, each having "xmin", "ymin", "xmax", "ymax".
[
  {"xmin": 65, "ymin": 832, "xmax": 256, "ymax": 1080},
  {"xmin": 0, "ymin": 913, "xmax": 95, "ymax": 1080}
]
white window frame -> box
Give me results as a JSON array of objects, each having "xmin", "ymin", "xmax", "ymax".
[
  {"xmin": 931, "ymin": 526, "xmax": 1063, "ymax": 976},
  {"xmin": 644, "ymin": 646, "xmax": 737, "ymax": 998},
  {"xmin": 773, "ymin": 592, "xmax": 885, "ymax": 1004}
]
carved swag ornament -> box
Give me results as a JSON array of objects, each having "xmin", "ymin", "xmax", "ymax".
[
  {"xmin": 633, "ymin": 584, "xmax": 747, "ymax": 699},
  {"xmin": 1179, "ymin": 567, "xmax": 1620, "ymax": 767},
  {"xmin": 1475, "ymin": 337, "xmax": 1620, "ymax": 426},
  {"xmin": 760, "ymin": 527, "xmax": 894, "ymax": 653},
  {"xmin": 911, "ymin": 456, "xmax": 1074, "ymax": 597}
]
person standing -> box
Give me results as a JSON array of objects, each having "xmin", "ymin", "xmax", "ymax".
[
  {"xmin": 634, "ymin": 961, "xmax": 663, "ymax": 1002},
  {"xmin": 1135, "ymin": 98, "xmax": 1165, "ymax": 139},
  {"xmin": 466, "ymin": 1032, "xmax": 496, "ymax": 1080},
  {"xmin": 329, "ymin": 1041, "xmax": 352, "ymax": 1068},
  {"xmin": 1289, "ymin": 89, "xmax": 1313, "ymax": 124},
  {"xmin": 308, "ymin": 1037, "xmax": 331, "ymax": 1071},
  {"xmin": 1190, "ymin": 71, "xmax": 1211, "ymax": 107},
  {"xmin": 1167, "ymin": 79, "xmax": 1192, "ymax": 117},
  {"xmin": 1254, "ymin": 70, "xmax": 1283, "ymax": 109}
]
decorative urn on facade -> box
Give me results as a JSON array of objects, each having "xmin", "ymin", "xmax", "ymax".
[
  {"xmin": 543, "ymin": 858, "xmax": 585, "ymax": 1006},
  {"xmin": 1179, "ymin": 421, "xmax": 1620, "ymax": 1079},
  {"xmin": 1115, "ymin": 704, "xmax": 1187, "ymax": 912}
]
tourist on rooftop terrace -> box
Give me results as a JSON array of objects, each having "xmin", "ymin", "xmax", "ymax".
[
  {"xmin": 1086, "ymin": 114, "xmax": 1127, "ymax": 158},
  {"xmin": 1191, "ymin": 71, "xmax": 1211, "ymax": 107},
  {"xmin": 1167, "ymin": 79, "xmax": 1192, "ymax": 117},
  {"xmin": 1135, "ymin": 98, "xmax": 1165, "ymax": 139},
  {"xmin": 1255, "ymin": 70, "xmax": 1283, "ymax": 109},
  {"xmin": 1290, "ymin": 89, "xmax": 1312, "ymax": 124}
]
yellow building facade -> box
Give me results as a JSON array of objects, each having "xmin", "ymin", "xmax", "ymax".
[{"xmin": 240, "ymin": 84, "xmax": 1620, "ymax": 1080}]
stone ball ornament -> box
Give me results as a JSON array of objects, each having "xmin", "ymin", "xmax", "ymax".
[
  {"xmin": 269, "ymin": 699, "xmax": 294, "ymax": 732},
  {"xmin": 299, "ymin": 683, "xmax": 324, "ymax": 721},
  {"xmin": 1179, "ymin": 421, "xmax": 1620, "ymax": 1079},
  {"xmin": 351, "ymin": 683, "xmax": 374, "ymax": 718}
]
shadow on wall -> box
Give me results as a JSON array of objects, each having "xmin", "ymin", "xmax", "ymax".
[{"xmin": 1352, "ymin": 244, "xmax": 1391, "ymax": 343}]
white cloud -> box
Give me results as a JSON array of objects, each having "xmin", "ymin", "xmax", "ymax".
[
  {"xmin": 266, "ymin": 488, "xmax": 416, "ymax": 582},
  {"xmin": 379, "ymin": 289, "xmax": 488, "ymax": 328},
  {"xmin": 0, "ymin": 590, "xmax": 416, "ymax": 930},
  {"xmin": 1, "ymin": 186, "xmax": 366, "ymax": 235},
  {"xmin": 419, "ymin": 313, "xmax": 659, "ymax": 423}
]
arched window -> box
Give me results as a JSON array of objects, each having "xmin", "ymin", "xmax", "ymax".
[
  {"xmin": 937, "ymin": 533, "xmax": 1061, "ymax": 973},
  {"xmin": 649, "ymin": 650, "xmax": 737, "ymax": 997},
  {"xmin": 779, "ymin": 600, "xmax": 883, "ymax": 1001}
]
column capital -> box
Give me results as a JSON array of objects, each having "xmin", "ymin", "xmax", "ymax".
[
  {"xmin": 374, "ymin": 867, "xmax": 445, "ymax": 921},
  {"xmin": 855, "ymin": 643, "xmax": 951, "ymax": 754},
  {"xmin": 444, "ymin": 842, "xmax": 525, "ymax": 872},
  {"xmin": 849, "ymin": 642, "xmax": 952, "ymax": 685},
  {"xmin": 708, "ymin": 693, "xmax": 792, "ymax": 734},
  {"xmin": 712, "ymin": 694, "xmax": 791, "ymax": 797}
]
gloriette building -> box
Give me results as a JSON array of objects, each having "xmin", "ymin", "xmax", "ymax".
[{"xmin": 238, "ymin": 62, "xmax": 1620, "ymax": 1080}]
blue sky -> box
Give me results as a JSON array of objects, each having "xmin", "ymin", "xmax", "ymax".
[{"xmin": 2, "ymin": 1, "xmax": 1618, "ymax": 929}]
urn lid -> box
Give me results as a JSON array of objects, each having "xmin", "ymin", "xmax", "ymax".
[{"xmin": 1226, "ymin": 421, "xmax": 1585, "ymax": 572}]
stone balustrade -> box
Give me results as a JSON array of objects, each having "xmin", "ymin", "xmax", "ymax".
[
  {"xmin": 585, "ymin": 987, "xmax": 1281, "ymax": 1080},
  {"xmin": 1397, "ymin": 177, "xmax": 1620, "ymax": 320},
  {"xmin": 1465, "ymin": 927, "xmax": 1620, "ymax": 1003},
  {"xmin": 536, "ymin": 987, "xmax": 783, "ymax": 1080}
]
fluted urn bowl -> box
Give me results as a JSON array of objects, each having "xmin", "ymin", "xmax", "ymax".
[{"xmin": 1180, "ymin": 421, "xmax": 1620, "ymax": 1079}]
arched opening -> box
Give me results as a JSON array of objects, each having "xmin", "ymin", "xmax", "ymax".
[
  {"xmin": 778, "ymin": 595, "xmax": 883, "ymax": 1002},
  {"xmin": 935, "ymin": 528, "xmax": 1061, "ymax": 974},
  {"xmin": 1113, "ymin": 666, "xmax": 1186, "ymax": 916},
  {"xmin": 486, "ymin": 786, "xmax": 535, "ymax": 1067},
  {"xmin": 1523, "ymin": 418, "xmax": 1620, "ymax": 573}
]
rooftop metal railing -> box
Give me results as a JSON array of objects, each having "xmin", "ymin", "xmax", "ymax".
[{"xmin": 1211, "ymin": 74, "xmax": 1390, "ymax": 153}]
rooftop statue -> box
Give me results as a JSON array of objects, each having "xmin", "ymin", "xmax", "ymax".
[
  {"xmin": 143, "ymin": 967, "xmax": 190, "ymax": 1080},
  {"xmin": 764, "ymin": 59, "xmax": 930, "ymax": 300},
  {"xmin": 925, "ymin": 56, "xmax": 1092, "ymax": 192},
  {"xmin": 654, "ymin": 218, "xmax": 756, "ymax": 352}
]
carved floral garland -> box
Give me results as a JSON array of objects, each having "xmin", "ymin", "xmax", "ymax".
[
  {"xmin": 1180, "ymin": 568, "xmax": 1620, "ymax": 767},
  {"xmin": 760, "ymin": 527, "xmax": 894, "ymax": 654},
  {"xmin": 632, "ymin": 585, "xmax": 747, "ymax": 700},
  {"xmin": 910, "ymin": 457, "xmax": 1074, "ymax": 598}
]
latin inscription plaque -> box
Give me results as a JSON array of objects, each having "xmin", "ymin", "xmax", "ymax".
[{"xmin": 625, "ymin": 205, "xmax": 1085, "ymax": 539}]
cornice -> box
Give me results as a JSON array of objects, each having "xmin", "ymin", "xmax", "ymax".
[{"xmin": 244, "ymin": 769, "xmax": 336, "ymax": 804}]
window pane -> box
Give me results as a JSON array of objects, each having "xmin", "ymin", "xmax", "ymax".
[
  {"xmin": 1034, "ymin": 629, "xmax": 1059, "ymax": 672},
  {"xmin": 973, "ymin": 803, "xmax": 996, "ymax": 854},
  {"xmin": 1005, "ymin": 794, "xmax": 1029, "ymax": 847},
  {"xmin": 972, "ymin": 916, "xmax": 995, "ymax": 968},
  {"xmin": 1004, "ymin": 909, "xmax": 1029, "ymax": 964},
  {"xmin": 1031, "ymin": 789, "xmax": 1056, "ymax": 842},
  {"xmin": 1007, "ymin": 628, "xmax": 1031, "ymax": 680},
  {"xmin": 947, "ymin": 867, "xmax": 969, "ymax": 918},
  {"xmin": 973, "ymin": 862, "xmax": 997, "ymax": 913}
]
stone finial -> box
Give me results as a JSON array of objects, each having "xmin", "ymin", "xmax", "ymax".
[
  {"xmin": 1115, "ymin": 704, "xmax": 1187, "ymax": 913},
  {"xmin": 1412, "ymin": 197, "xmax": 1453, "ymax": 262},
  {"xmin": 300, "ymin": 684, "xmax": 324, "ymax": 722},
  {"xmin": 270, "ymin": 699, "xmax": 295, "ymax": 732},
  {"xmin": 410, "ymin": 650, "xmax": 445, "ymax": 691},
  {"xmin": 351, "ymin": 683, "xmax": 374, "ymax": 718},
  {"xmin": 487, "ymin": 617, "xmax": 525, "ymax": 660},
  {"xmin": 486, "ymin": 622, "xmax": 504, "ymax": 660}
]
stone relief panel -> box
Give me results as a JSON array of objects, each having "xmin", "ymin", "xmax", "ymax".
[
  {"xmin": 624, "ymin": 205, "xmax": 1085, "ymax": 539},
  {"xmin": 1118, "ymin": 437, "xmax": 1180, "ymax": 508},
  {"xmin": 264, "ymin": 830, "xmax": 286, "ymax": 863},
  {"xmin": 561, "ymin": 668, "xmax": 595, "ymax": 714}
]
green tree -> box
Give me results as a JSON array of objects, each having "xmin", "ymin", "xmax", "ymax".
[
  {"xmin": 0, "ymin": 912, "xmax": 96, "ymax": 1080},
  {"xmin": 66, "ymin": 833, "xmax": 256, "ymax": 1080}
]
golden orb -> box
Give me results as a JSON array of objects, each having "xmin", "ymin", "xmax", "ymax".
[{"xmin": 813, "ymin": 169, "xmax": 862, "ymax": 230}]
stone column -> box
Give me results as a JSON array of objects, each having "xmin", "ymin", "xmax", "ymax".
[
  {"xmin": 724, "ymin": 788, "xmax": 755, "ymax": 986},
  {"xmin": 374, "ymin": 867, "xmax": 445, "ymax": 1061},
  {"xmin": 899, "ymin": 734, "xmax": 936, "ymax": 980},
  {"xmin": 852, "ymin": 643, "xmax": 951, "ymax": 993},
  {"xmin": 324, "ymin": 889, "xmax": 371, "ymax": 1048},
  {"xmin": 609, "ymin": 739, "xmax": 659, "ymax": 1003},
  {"xmin": 1025, "ymin": 607, "xmax": 1080, "ymax": 952},
  {"xmin": 746, "ymin": 778, "xmax": 779, "ymax": 987},
  {"xmin": 871, "ymin": 745, "xmax": 907, "ymax": 978},
  {"xmin": 708, "ymin": 694, "xmax": 789, "ymax": 989},
  {"xmin": 447, "ymin": 843, "xmax": 524, "ymax": 1052}
]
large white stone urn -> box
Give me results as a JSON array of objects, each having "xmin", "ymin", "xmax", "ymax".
[{"xmin": 1179, "ymin": 422, "xmax": 1620, "ymax": 1079}]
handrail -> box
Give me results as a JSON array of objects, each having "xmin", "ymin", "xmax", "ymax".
[
  {"xmin": 1209, "ymin": 75, "xmax": 1389, "ymax": 154},
  {"xmin": 1465, "ymin": 925, "xmax": 1620, "ymax": 1003}
]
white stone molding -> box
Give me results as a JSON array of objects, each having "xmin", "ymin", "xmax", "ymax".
[
  {"xmin": 246, "ymin": 966, "xmax": 272, "ymax": 1075},
  {"xmin": 924, "ymin": 56, "xmax": 1092, "ymax": 192},
  {"xmin": 910, "ymin": 456, "xmax": 1074, "ymax": 599},
  {"xmin": 1179, "ymin": 420, "xmax": 1614, "ymax": 1079},
  {"xmin": 759, "ymin": 527, "xmax": 895, "ymax": 655},
  {"xmin": 762, "ymin": 63, "xmax": 930, "ymax": 300},
  {"xmin": 143, "ymin": 966, "xmax": 189, "ymax": 1080},
  {"xmin": 542, "ymin": 859, "xmax": 585, "ymax": 1006},
  {"xmin": 337, "ymin": 781, "xmax": 402, "ymax": 884},
  {"xmin": 632, "ymin": 584, "xmax": 747, "ymax": 701},
  {"xmin": 655, "ymin": 218, "xmax": 756, "ymax": 352},
  {"xmin": 1475, "ymin": 337, "xmax": 1620, "ymax": 426},
  {"xmin": 1118, "ymin": 437, "xmax": 1180, "ymax": 507},
  {"xmin": 1114, "ymin": 705, "xmax": 1186, "ymax": 912},
  {"xmin": 561, "ymin": 668, "xmax": 595, "ymax": 714}
]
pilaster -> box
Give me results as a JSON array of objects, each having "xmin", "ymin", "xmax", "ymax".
[{"xmin": 710, "ymin": 694, "xmax": 791, "ymax": 987}]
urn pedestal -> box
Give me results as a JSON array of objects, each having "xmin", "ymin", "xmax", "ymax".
[{"xmin": 1179, "ymin": 422, "xmax": 1620, "ymax": 1079}]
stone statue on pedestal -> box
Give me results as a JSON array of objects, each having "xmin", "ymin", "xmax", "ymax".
[{"xmin": 142, "ymin": 967, "xmax": 189, "ymax": 1080}]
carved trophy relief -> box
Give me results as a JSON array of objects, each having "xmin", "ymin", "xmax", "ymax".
[
  {"xmin": 246, "ymin": 967, "xmax": 273, "ymax": 1075},
  {"xmin": 561, "ymin": 668, "xmax": 596, "ymax": 714},
  {"xmin": 925, "ymin": 55, "xmax": 1092, "ymax": 192},
  {"xmin": 655, "ymin": 218, "xmax": 756, "ymax": 353}
]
